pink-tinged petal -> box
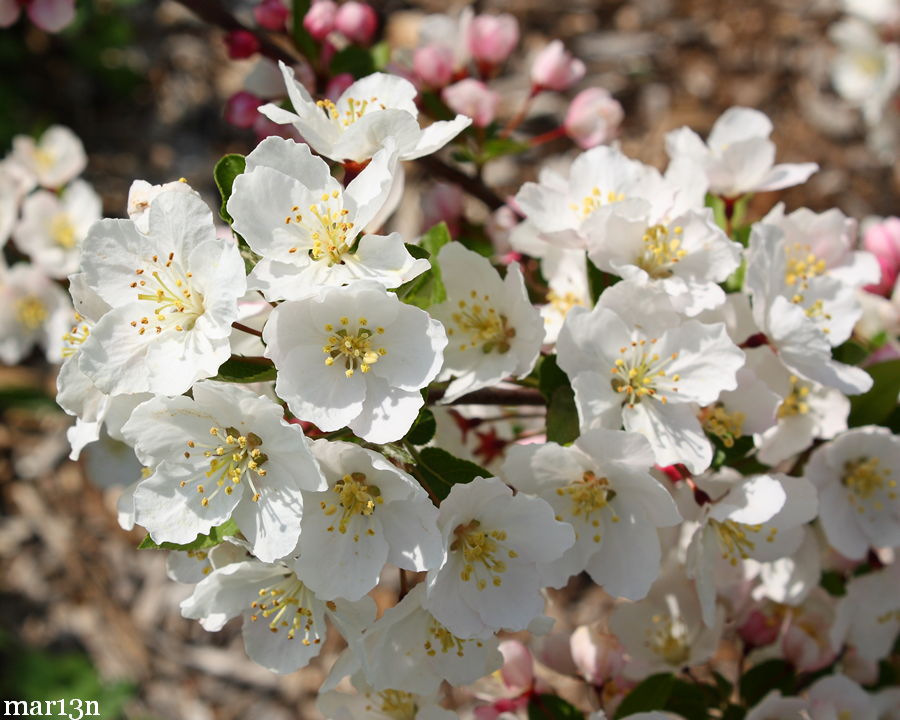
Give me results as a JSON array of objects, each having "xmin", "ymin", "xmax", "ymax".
[{"xmin": 28, "ymin": 0, "xmax": 75, "ymax": 33}]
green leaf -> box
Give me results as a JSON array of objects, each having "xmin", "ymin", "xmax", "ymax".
[
  {"xmin": 0, "ymin": 386, "xmax": 59, "ymax": 413},
  {"xmin": 407, "ymin": 408, "xmax": 436, "ymax": 446},
  {"xmin": 138, "ymin": 519, "xmax": 240, "ymax": 551},
  {"xmin": 291, "ymin": 0, "xmax": 318, "ymax": 60},
  {"xmin": 416, "ymin": 447, "xmax": 489, "ymax": 501},
  {"xmin": 539, "ymin": 355, "xmax": 578, "ymax": 444},
  {"xmin": 527, "ymin": 694, "xmax": 585, "ymax": 719},
  {"xmin": 396, "ymin": 223, "xmax": 451, "ymax": 309},
  {"xmin": 330, "ymin": 45, "xmax": 376, "ymax": 78},
  {"xmin": 706, "ymin": 193, "xmax": 727, "ymax": 231},
  {"xmin": 833, "ymin": 339, "xmax": 869, "ymax": 366},
  {"xmin": 740, "ymin": 659, "xmax": 793, "ymax": 706},
  {"xmin": 724, "ymin": 258, "xmax": 746, "ymax": 293},
  {"xmin": 848, "ymin": 360, "xmax": 900, "ymax": 427},
  {"xmin": 586, "ymin": 257, "xmax": 614, "ymax": 303},
  {"xmin": 665, "ymin": 679, "xmax": 716, "ymax": 720},
  {"xmin": 820, "ymin": 569, "xmax": 847, "ymax": 596},
  {"xmin": 480, "ymin": 137, "xmax": 531, "ymax": 162},
  {"xmin": 213, "ymin": 356, "xmax": 277, "ymax": 384},
  {"xmin": 371, "ymin": 41, "xmax": 391, "ymax": 70},
  {"xmin": 213, "ymin": 153, "xmax": 246, "ymax": 225},
  {"xmin": 614, "ymin": 673, "xmax": 676, "ymax": 718}
]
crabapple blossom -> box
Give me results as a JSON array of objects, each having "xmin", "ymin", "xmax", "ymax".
[
  {"xmin": 304, "ymin": 0, "xmax": 337, "ymax": 40},
  {"xmin": 0, "ymin": 260, "xmax": 70, "ymax": 364},
  {"xmin": 780, "ymin": 587, "xmax": 839, "ymax": 672},
  {"xmin": 466, "ymin": 13, "xmax": 519, "ymax": 68},
  {"xmin": 831, "ymin": 18, "xmax": 900, "ymax": 125},
  {"xmin": 804, "ymin": 426, "xmax": 900, "ymax": 559},
  {"xmin": 423, "ymin": 476, "xmax": 574, "ymax": 638},
  {"xmin": 10, "ymin": 124, "xmax": 86, "ymax": 190},
  {"xmin": 0, "ymin": 0, "xmax": 75, "ymax": 32},
  {"xmin": 557, "ymin": 283, "xmax": 745, "ymax": 473},
  {"xmin": 863, "ymin": 216, "xmax": 900, "ymax": 295},
  {"xmin": 501, "ymin": 429, "xmax": 681, "ymax": 599},
  {"xmin": 260, "ymin": 63, "xmax": 471, "ymax": 162},
  {"xmin": 666, "ymin": 107, "xmax": 818, "ymax": 197},
  {"xmin": 126, "ymin": 178, "xmax": 199, "ymax": 233},
  {"xmin": 539, "ymin": 247, "xmax": 591, "ymax": 344},
  {"xmin": 253, "ymin": 0, "xmax": 288, "ymax": 30},
  {"xmin": 124, "ymin": 381, "xmax": 326, "ymax": 561},
  {"xmin": 228, "ymin": 137, "xmax": 427, "ymax": 300},
  {"xmin": 77, "ymin": 189, "xmax": 246, "ymax": 396},
  {"xmin": 745, "ymin": 692, "xmax": 808, "ymax": 720},
  {"xmin": 318, "ymin": 678, "xmax": 456, "ymax": 720},
  {"xmin": 180, "ymin": 558, "xmax": 374, "ymax": 673},
  {"xmin": 429, "ymin": 242, "xmax": 544, "ymax": 403},
  {"xmin": 334, "ymin": 1, "xmax": 378, "ymax": 45},
  {"xmin": 413, "ymin": 45, "xmax": 454, "ymax": 89},
  {"xmin": 13, "ymin": 179, "xmax": 101, "ymax": 279},
  {"xmin": 807, "ymin": 674, "xmax": 877, "ymax": 720},
  {"xmin": 264, "ymin": 280, "xmax": 447, "ymax": 442},
  {"xmin": 291, "ymin": 439, "xmax": 441, "ymax": 600},
  {"xmin": 225, "ymin": 91, "xmax": 263, "ymax": 129},
  {"xmin": 831, "ymin": 562, "xmax": 900, "ymax": 664}
]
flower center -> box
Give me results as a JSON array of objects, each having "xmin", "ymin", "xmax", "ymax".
[
  {"xmin": 369, "ymin": 689, "xmax": 417, "ymax": 720},
  {"xmin": 609, "ymin": 339, "xmax": 680, "ymax": 408},
  {"xmin": 784, "ymin": 242, "xmax": 828, "ymax": 290},
  {"xmin": 777, "ymin": 376, "xmax": 811, "ymax": 418},
  {"xmin": 129, "ymin": 253, "xmax": 204, "ymax": 336},
  {"xmin": 711, "ymin": 519, "xmax": 768, "ymax": 566},
  {"xmin": 321, "ymin": 471, "xmax": 383, "ymax": 538},
  {"xmin": 249, "ymin": 573, "xmax": 319, "ymax": 643},
  {"xmin": 61, "ymin": 312, "xmax": 91, "ymax": 358},
  {"xmin": 50, "ymin": 214, "xmax": 77, "ymax": 249},
  {"xmin": 424, "ymin": 616, "xmax": 482, "ymax": 658},
  {"xmin": 16, "ymin": 296, "xmax": 47, "ymax": 330},
  {"xmin": 181, "ymin": 426, "xmax": 269, "ymax": 507},
  {"xmin": 283, "ymin": 192, "xmax": 356, "ymax": 265},
  {"xmin": 322, "ymin": 317, "xmax": 387, "ymax": 378},
  {"xmin": 33, "ymin": 147, "xmax": 56, "ymax": 172},
  {"xmin": 646, "ymin": 614, "xmax": 690, "ymax": 666},
  {"xmin": 556, "ymin": 470, "xmax": 618, "ymax": 543},
  {"xmin": 842, "ymin": 456, "xmax": 896, "ymax": 514},
  {"xmin": 450, "ymin": 520, "xmax": 516, "ymax": 591},
  {"xmin": 546, "ymin": 290, "xmax": 586, "ymax": 316},
  {"xmin": 701, "ymin": 404, "xmax": 746, "ymax": 448},
  {"xmin": 449, "ymin": 291, "xmax": 516, "ymax": 354},
  {"xmin": 316, "ymin": 95, "xmax": 386, "ymax": 128},
  {"xmin": 635, "ymin": 224, "xmax": 686, "ymax": 279},
  {"xmin": 569, "ymin": 186, "xmax": 625, "ymax": 220}
]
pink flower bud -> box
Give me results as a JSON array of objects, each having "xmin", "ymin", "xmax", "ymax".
[
  {"xmin": 531, "ymin": 40, "xmax": 585, "ymax": 92},
  {"xmin": 325, "ymin": 72, "xmax": 355, "ymax": 101},
  {"xmin": 498, "ymin": 639, "xmax": 534, "ymax": 693},
  {"xmin": 442, "ymin": 78, "xmax": 500, "ymax": 128},
  {"xmin": 224, "ymin": 29, "xmax": 261, "ymax": 59},
  {"xmin": 863, "ymin": 217, "xmax": 900, "ymax": 296},
  {"xmin": 225, "ymin": 91, "xmax": 263, "ymax": 129},
  {"xmin": 303, "ymin": 0, "xmax": 337, "ymax": 41},
  {"xmin": 467, "ymin": 13, "xmax": 519, "ymax": 68},
  {"xmin": 738, "ymin": 609, "xmax": 780, "ymax": 649},
  {"xmin": 564, "ymin": 87, "xmax": 623, "ymax": 149},
  {"xmin": 570, "ymin": 626, "xmax": 626, "ymax": 684},
  {"xmin": 254, "ymin": 0, "xmax": 289, "ymax": 30},
  {"xmin": 334, "ymin": 1, "xmax": 378, "ymax": 45},
  {"xmin": 422, "ymin": 183, "xmax": 464, "ymax": 237},
  {"xmin": 413, "ymin": 44, "xmax": 454, "ymax": 89},
  {"xmin": 27, "ymin": 0, "xmax": 75, "ymax": 33}
]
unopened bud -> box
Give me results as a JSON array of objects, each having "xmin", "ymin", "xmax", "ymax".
[
  {"xmin": 303, "ymin": 0, "xmax": 337, "ymax": 41},
  {"xmin": 531, "ymin": 40, "xmax": 585, "ymax": 92},
  {"xmin": 564, "ymin": 87, "xmax": 624, "ymax": 149},
  {"xmin": 334, "ymin": 1, "xmax": 378, "ymax": 45},
  {"xmin": 442, "ymin": 78, "xmax": 500, "ymax": 128}
]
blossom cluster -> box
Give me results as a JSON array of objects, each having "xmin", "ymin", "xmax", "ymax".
[{"xmin": 4, "ymin": 5, "xmax": 900, "ymax": 719}]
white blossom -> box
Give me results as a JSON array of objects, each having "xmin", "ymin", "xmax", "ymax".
[
  {"xmin": 807, "ymin": 674, "xmax": 877, "ymax": 720},
  {"xmin": 260, "ymin": 63, "xmax": 471, "ymax": 162},
  {"xmin": 127, "ymin": 178, "xmax": 200, "ymax": 233},
  {"xmin": 77, "ymin": 190, "xmax": 246, "ymax": 396},
  {"xmin": 123, "ymin": 380, "xmax": 326, "ymax": 562},
  {"xmin": 430, "ymin": 243, "xmax": 544, "ymax": 403},
  {"xmin": 265, "ymin": 281, "xmax": 446, "ymax": 442},
  {"xmin": 831, "ymin": 562, "xmax": 900, "ymax": 664},
  {"xmin": 228, "ymin": 137, "xmax": 427, "ymax": 300},
  {"xmin": 10, "ymin": 124, "xmax": 87, "ymax": 190},
  {"xmin": 0, "ymin": 260, "xmax": 70, "ymax": 364}
]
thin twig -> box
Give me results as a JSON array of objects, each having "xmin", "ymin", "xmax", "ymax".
[
  {"xmin": 427, "ymin": 386, "xmax": 545, "ymax": 406},
  {"xmin": 415, "ymin": 155, "xmax": 506, "ymax": 211},
  {"xmin": 232, "ymin": 321, "xmax": 263, "ymax": 338}
]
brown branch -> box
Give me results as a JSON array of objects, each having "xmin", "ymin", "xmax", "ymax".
[
  {"xmin": 232, "ymin": 321, "xmax": 263, "ymax": 338},
  {"xmin": 427, "ymin": 386, "xmax": 545, "ymax": 406},
  {"xmin": 172, "ymin": 0, "xmax": 302, "ymax": 65},
  {"xmin": 415, "ymin": 155, "xmax": 506, "ymax": 211}
]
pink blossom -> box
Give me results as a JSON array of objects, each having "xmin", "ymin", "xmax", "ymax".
[
  {"xmin": 863, "ymin": 217, "xmax": 900, "ymax": 296},
  {"xmin": 225, "ymin": 91, "xmax": 263, "ymax": 129},
  {"xmin": 334, "ymin": 1, "xmax": 377, "ymax": 45},
  {"xmin": 569, "ymin": 626, "xmax": 626, "ymax": 684},
  {"xmin": 531, "ymin": 40, "xmax": 585, "ymax": 92},
  {"xmin": 738, "ymin": 609, "xmax": 781, "ymax": 648},
  {"xmin": 224, "ymin": 29, "xmax": 261, "ymax": 59},
  {"xmin": 303, "ymin": 0, "xmax": 337, "ymax": 41},
  {"xmin": 254, "ymin": 0, "xmax": 289, "ymax": 31},
  {"xmin": 413, "ymin": 44, "xmax": 455, "ymax": 89},
  {"xmin": 442, "ymin": 78, "xmax": 500, "ymax": 128},
  {"xmin": 780, "ymin": 590, "xmax": 838, "ymax": 673},
  {"xmin": 564, "ymin": 87, "xmax": 623, "ymax": 149},
  {"xmin": 0, "ymin": 0, "xmax": 75, "ymax": 33},
  {"xmin": 467, "ymin": 13, "xmax": 519, "ymax": 68}
]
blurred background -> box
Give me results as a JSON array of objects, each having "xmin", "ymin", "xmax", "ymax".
[{"xmin": 1, "ymin": 0, "xmax": 897, "ymax": 718}]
